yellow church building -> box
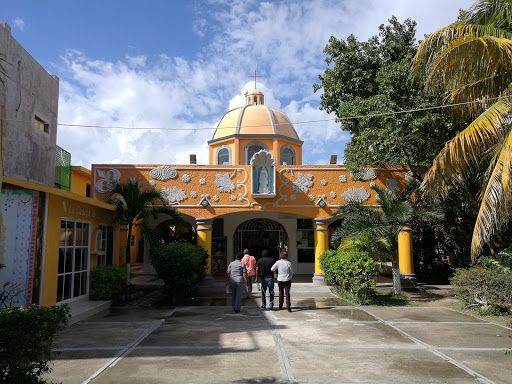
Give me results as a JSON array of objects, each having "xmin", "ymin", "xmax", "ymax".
[{"xmin": 92, "ymin": 89, "xmax": 417, "ymax": 285}]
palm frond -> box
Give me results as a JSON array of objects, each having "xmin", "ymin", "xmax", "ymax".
[
  {"xmin": 426, "ymin": 35, "xmax": 512, "ymax": 95},
  {"xmin": 422, "ymin": 97, "xmax": 511, "ymax": 198},
  {"xmin": 411, "ymin": 22, "xmax": 512, "ymax": 79},
  {"xmin": 462, "ymin": 0, "xmax": 512, "ymax": 32},
  {"xmin": 471, "ymin": 147, "xmax": 508, "ymax": 256}
]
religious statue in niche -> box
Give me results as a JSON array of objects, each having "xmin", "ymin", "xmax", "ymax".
[{"xmin": 251, "ymin": 150, "xmax": 276, "ymax": 198}]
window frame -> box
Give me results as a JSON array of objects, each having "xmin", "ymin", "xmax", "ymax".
[
  {"xmin": 280, "ymin": 144, "xmax": 296, "ymax": 165},
  {"xmin": 57, "ymin": 218, "xmax": 90, "ymax": 303},
  {"xmin": 98, "ymin": 224, "xmax": 115, "ymax": 265},
  {"xmin": 34, "ymin": 115, "xmax": 50, "ymax": 133},
  {"xmin": 215, "ymin": 145, "xmax": 232, "ymax": 165},
  {"xmin": 244, "ymin": 141, "xmax": 268, "ymax": 165}
]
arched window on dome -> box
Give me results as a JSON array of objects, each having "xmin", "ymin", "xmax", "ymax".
[
  {"xmin": 280, "ymin": 145, "xmax": 296, "ymax": 165},
  {"xmin": 244, "ymin": 141, "xmax": 268, "ymax": 164},
  {"xmin": 216, "ymin": 145, "xmax": 232, "ymax": 165}
]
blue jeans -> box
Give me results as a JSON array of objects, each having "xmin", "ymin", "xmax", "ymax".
[{"xmin": 260, "ymin": 277, "xmax": 274, "ymax": 308}]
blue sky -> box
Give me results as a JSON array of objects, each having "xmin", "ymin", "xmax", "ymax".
[{"xmin": 3, "ymin": 0, "xmax": 473, "ymax": 168}]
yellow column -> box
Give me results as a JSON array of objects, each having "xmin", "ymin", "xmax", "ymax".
[
  {"xmin": 398, "ymin": 226, "xmax": 417, "ymax": 286},
  {"xmin": 196, "ymin": 218, "xmax": 213, "ymax": 277},
  {"xmin": 313, "ymin": 218, "xmax": 329, "ymax": 285}
]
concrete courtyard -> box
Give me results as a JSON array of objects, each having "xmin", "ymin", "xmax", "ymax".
[{"xmin": 47, "ymin": 279, "xmax": 512, "ymax": 384}]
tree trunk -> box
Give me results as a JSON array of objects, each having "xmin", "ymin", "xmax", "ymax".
[
  {"xmin": 391, "ymin": 255, "xmax": 402, "ymax": 295},
  {"xmin": 125, "ymin": 224, "xmax": 132, "ymax": 287}
]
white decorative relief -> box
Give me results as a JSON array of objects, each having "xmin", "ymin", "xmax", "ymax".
[
  {"xmin": 149, "ymin": 180, "xmax": 156, "ymax": 187},
  {"xmin": 339, "ymin": 175, "xmax": 347, "ymax": 183},
  {"xmin": 215, "ymin": 173, "xmax": 235, "ymax": 193},
  {"xmin": 213, "ymin": 195, "xmax": 220, "ymax": 202},
  {"xmin": 95, "ymin": 168, "xmax": 121, "ymax": 193},
  {"xmin": 290, "ymin": 195, "xmax": 296, "ymax": 201},
  {"xmin": 350, "ymin": 168, "xmax": 377, "ymax": 181},
  {"xmin": 231, "ymin": 195, "xmax": 237, "ymax": 201},
  {"xmin": 150, "ymin": 166, "xmax": 177, "ymax": 181},
  {"xmin": 405, "ymin": 171, "xmax": 424, "ymax": 184},
  {"xmin": 182, "ymin": 174, "xmax": 191, "ymax": 183},
  {"xmin": 321, "ymin": 179, "xmax": 328, "ymax": 186},
  {"xmin": 308, "ymin": 194, "xmax": 315, "ymax": 201},
  {"xmin": 341, "ymin": 187, "xmax": 370, "ymax": 203},
  {"xmin": 199, "ymin": 178, "xmax": 206, "ymax": 185},
  {"xmin": 386, "ymin": 179, "xmax": 400, "ymax": 193},
  {"xmin": 161, "ymin": 187, "xmax": 187, "ymax": 203},
  {"xmin": 292, "ymin": 173, "xmax": 313, "ymax": 193},
  {"xmin": 370, "ymin": 182, "xmax": 376, "ymax": 188},
  {"xmin": 330, "ymin": 191, "xmax": 336, "ymax": 198},
  {"xmin": 190, "ymin": 191, "xmax": 198, "ymax": 198}
]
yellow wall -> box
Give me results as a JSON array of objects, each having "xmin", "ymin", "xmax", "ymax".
[
  {"xmin": 42, "ymin": 193, "xmax": 119, "ymax": 306},
  {"xmin": 70, "ymin": 167, "xmax": 91, "ymax": 196}
]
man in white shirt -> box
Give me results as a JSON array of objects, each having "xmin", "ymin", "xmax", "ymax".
[{"xmin": 271, "ymin": 250, "xmax": 293, "ymax": 312}]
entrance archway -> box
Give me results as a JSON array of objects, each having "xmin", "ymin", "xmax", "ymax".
[{"xmin": 234, "ymin": 218, "xmax": 287, "ymax": 260}]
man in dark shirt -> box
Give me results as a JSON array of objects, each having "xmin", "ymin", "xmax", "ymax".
[{"xmin": 255, "ymin": 249, "xmax": 275, "ymax": 309}]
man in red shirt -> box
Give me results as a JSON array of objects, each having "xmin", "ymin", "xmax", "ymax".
[{"xmin": 241, "ymin": 249, "xmax": 256, "ymax": 298}]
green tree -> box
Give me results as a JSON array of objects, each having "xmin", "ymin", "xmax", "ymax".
[
  {"xmin": 104, "ymin": 178, "xmax": 182, "ymax": 286},
  {"xmin": 335, "ymin": 234, "xmax": 390, "ymax": 265},
  {"xmin": 332, "ymin": 184, "xmax": 440, "ymax": 294},
  {"xmin": 314, "ymin": 17, "xmax": 461, "ymax": 177},
  {"xmin": 410, "ymin": 0, "xmax": 512, "ymax": 258}
]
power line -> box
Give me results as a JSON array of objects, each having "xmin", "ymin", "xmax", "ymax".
[{"xmin": 5, "ymin": 96, "xmax": 507, "ymax": 131}]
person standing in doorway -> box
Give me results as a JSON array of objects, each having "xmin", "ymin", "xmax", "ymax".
[
  {"xmin": 226, "ymin": 252, "xmax": 249, "ymax": 313},
  {"xmin": 271, "ymin": 250, "xmax": 293, "ymax": 312},
  {"xmin": 255, "ymin": 249, "xmax": 275, "ymax": 310},
  {"xmin": 241, "ymin": 249, "xmax": 256, "ymax": 298}
]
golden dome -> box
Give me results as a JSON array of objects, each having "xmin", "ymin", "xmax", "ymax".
[{"xmin": 210, "ymin": 90, "xmax": 301, "ymax": 143}]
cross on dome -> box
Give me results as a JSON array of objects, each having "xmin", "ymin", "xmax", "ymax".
[{"xmin": 248, "ymin": 70, "xmax": 262, "ymax": 90}]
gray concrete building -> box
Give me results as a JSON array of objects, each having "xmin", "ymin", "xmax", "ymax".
[{"xmin": 0, "ymin": 22, "xmax": 59, "ymax": 187}]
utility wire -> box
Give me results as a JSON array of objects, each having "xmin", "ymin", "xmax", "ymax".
[{"xmin": 4, "ymin": 95, "xmax": 507, "ymax": 131}]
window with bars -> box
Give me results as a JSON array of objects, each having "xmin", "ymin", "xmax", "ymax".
[{"xmin": 57, "ymin": 219, "xmax": 90, "ymax": 302}]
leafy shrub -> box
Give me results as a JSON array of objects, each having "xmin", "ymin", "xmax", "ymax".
[
  {"xmin": 89, "ymin": 264, "xmax": 126, "ymax": 300},
  {"xmin": 320, "ymin": 249, "xmax": 378, "ymax": 304},
  {"xmin": 450, "ymin": 267, "xmax": 512, "ymax": 311},
  {"xmin": 0, "ymin": 304, "xmax": 70, "ymax": 383},
  {"xmin": 150, "ymin": 242, "xmax": 208, "ymax": 301}
]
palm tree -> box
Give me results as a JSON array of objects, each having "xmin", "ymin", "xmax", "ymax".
[
  {"xmin": 332, "ymin": 184, "xmax": 438, "ymax": 294},
  {"xmin": 104, "ymin": 178, "xmax": 182, "ymax": 286},
  {"xmin": 410, "ymin": 0, "xmax": 512, "ymax": 258}
]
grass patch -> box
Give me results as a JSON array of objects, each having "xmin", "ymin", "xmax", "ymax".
[
  {"xmin": 334, "ymin": 288, "xmax": 410, "ymax": 306},
  {"xmin": 449, "ymin": 301, "xmax": 512, "ymax": 327},
  {"xmin": 365, "ymin": 289, "xmax": 410, "ymax": 306}
]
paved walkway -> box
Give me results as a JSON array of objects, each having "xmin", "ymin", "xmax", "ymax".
[{"xmin": 47, "ymin": 279, "xmax": 512, "ymax": 384}]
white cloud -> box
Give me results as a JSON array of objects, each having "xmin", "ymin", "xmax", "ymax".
[
  {"xmin": 126, "ymin": 55, "xmax": 147, "ymax": 68},
  {"xmin": 56, "ymin": 0, "xmax": 472, "ymax": 168},
  {"xmin": 12, "ymin": 17, "xmax": 26, "ymax": 32}
]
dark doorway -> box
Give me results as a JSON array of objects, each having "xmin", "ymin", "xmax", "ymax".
[{"xmin": 234, "ymin": 219, "xmax": 287, "ymax": 261}]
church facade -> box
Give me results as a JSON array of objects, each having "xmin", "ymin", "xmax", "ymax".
[{"xmin": 92, "ymin": 90, "xmax": 417, "ymax": 284}]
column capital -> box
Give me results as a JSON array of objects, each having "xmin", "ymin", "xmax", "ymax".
[
  {"xmin": 313, "ymin": 218, "xmax": 329, "ymax": 230},
  {"xmin": 195, "ymin": 218, "xmax": 214, "ymax": 226},
  {"xmin": 312, "ymin": 218, "xmax": 330, "ymax": 227}
]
